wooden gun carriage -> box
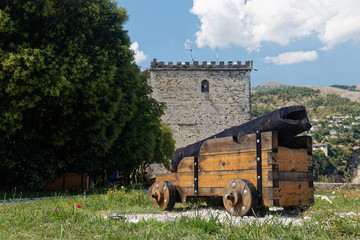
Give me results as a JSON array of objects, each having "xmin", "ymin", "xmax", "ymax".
[{"xmin": 149, "ymin": 107, "xmax": 314, "ymax": 216}]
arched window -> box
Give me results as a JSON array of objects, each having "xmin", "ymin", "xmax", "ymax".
[{"xmin": 201, "ymin": 80, "xmax": 209, "ymax": 93}]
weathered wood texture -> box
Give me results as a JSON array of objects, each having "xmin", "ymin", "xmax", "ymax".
[
  {"xmin": 43, "ymin": 173, "xmax": 89, "ymax": 192},
  {"xmin": 154, "ymin": 131, "xmax": 314, "ymax": 207}
]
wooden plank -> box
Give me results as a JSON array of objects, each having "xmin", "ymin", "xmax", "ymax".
[
  {"xmin": 270, "ymin": 172, "xmax": 313, "ymax": 182},
  {"xmin": 273, "ymin": 181, "xmax": 314, "ymax": 206},
  {"xmin": 156, "ymin": 169, "xmax": 273, "ymax": 190},
  {"xmin": 273, "ymin": 147, "xmax": 312, "ymax": 172},
  {"xmin": 199, "ymin": 131, "xmax": 278, "ymax": 156},
  {"xmin": 262, "ymin": 187, "xmax": 274, "ymax": 207},
  {"xmin": 276, "ymin": 181, "xmax": 313, "ymax": 194},
  {"xmin": 177, "ymin": 157, "xmax": 195, "ymax": 173},
  {"xmin": 278, "ymin": 193, "xmax": 314, "ymax": 206},
  {"xmin": 199, "ymin": 151, "xmax": 273, "ymax": 172},
  {"xmin": 178, "ymin": 151, "xmax": 273, "ymax": 173}
]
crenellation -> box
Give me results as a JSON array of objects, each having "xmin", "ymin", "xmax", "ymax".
[{"xmin": 150, "ymin": 60, "xmax": 253, "ymax": 70}]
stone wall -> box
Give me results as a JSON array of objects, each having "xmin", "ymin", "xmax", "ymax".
[
  {"xmin": 314, "ymin": 183, "xmax": 360, "ymax": 191},
  {"xmin": 149, "ymin": 60, "xmax": 252, "ymax": 148}
]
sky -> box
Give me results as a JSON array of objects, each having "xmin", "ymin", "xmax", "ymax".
[{"xmin": 119, "ymin": 0, "xmax": 360, "ymax": 87}]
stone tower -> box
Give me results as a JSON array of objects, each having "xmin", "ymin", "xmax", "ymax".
[{"xmin": 149, "ymin": 60, "xmax": 252, "ymax": 148}]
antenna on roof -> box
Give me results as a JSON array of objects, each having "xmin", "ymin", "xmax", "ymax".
[
  {"xmin": 185, "ymin": 48, "xmax": 194, "ymax": 63},
  {"xmin": 216, "ymin": 46, "xmax": 219, "ymax": 64}
]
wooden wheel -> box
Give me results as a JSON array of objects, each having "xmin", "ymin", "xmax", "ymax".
[
  {"xmin": 223, "ymin": 179, "xmax": 258, "ymax": 216},
  {"xmin": 149, "ymin": 181, "xmax": 176, "ymax": 211}
]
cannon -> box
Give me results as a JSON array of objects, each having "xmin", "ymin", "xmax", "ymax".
[{"xmin": 149, "ymin": 106, "xmax": 314, "ymax": 216}]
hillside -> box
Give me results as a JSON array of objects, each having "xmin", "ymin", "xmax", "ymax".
[
  {"xmin": 251, "ymin": 84, "xmax": 360, "ymax": 118},
  {"xmin": 308, "ymin": 86, "xmax": 360, "ymax": 103}
]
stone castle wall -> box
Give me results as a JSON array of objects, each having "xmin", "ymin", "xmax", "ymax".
[{"xmin": 149, "ymin": 60, "xmax": 252, "ymax": 148}]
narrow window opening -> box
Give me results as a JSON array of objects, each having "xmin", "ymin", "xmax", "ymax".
[{"xmin": 201, "ymin": 80, "xmax": 209, "ymax": 93}]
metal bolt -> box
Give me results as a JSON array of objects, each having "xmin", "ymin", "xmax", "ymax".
[
  {"xmin": 257, "ymin": 157, "xmax": 260, "ymax": 161},
  {"xmin": 195, "ymin": 178, "xmax": 197, "ymax": 181},
  {"xmin": 163, "ymin": 186, "xmax": 167, "ymax": 191},
  {"xmin": 244, "ymin": 189, "xmax": 248, "ymax": 195},
  {"xmin": 194, "ymin": 162, "xmax": 197, "ymax": 165},
  {"xmin": 164, "ymin": 199, "xmax": 167, "ymax": 203},
  {"xmin": 258, "ymin": 176, "xmax": 261, "ymax": 179},
  {"xmin": 242, "ymin": 206, "xmax": 246, "ymax": 212},
  {"xmin": 232, "ymin": 182, "xmax": 236, "ymax": 188},
  {"xmin": 257, "ymin": 139, "xmax": 260, "ymax": 143},
  {"xmin": 156, "ymin": 184, "xmax": 159, "ymax": 188},
  {"xmin": 195, "ymin": 190, "xmax": 197, "ymax": 193}
]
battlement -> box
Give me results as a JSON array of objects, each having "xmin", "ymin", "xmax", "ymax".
[{"xmin": 150, "ymin": 60, "xmax": 253, "ymax": 70}]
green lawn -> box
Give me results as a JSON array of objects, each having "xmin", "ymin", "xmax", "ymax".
[{"xmin": 0, "ymin": 189, "xmax": 359, "ymax": 239}]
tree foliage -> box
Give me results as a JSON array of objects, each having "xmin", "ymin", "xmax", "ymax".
[
  {"xmin": 308, "ymin": 94, "xmax": 360, "ymax": 116},
  {"xmin": 331, "ymin": 85, "xmax": 357, "ymax": 91},
  {"xmin": 313, "ymin": 150, "xmax": 336, "ymax": 181},
  {"xmin": 0, "ymin": 0, "xmax": 174, "ymax": 189},
  {"xmin": 252, "ymin": 86, "xmax": 320, "ymax": 102},
  {"xmin": 101, "ymin": 74, "xmax": 175, "ymax": 180}
]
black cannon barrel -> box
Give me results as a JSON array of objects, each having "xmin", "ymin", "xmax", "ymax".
[{"xmin": 171, "ymin": 105, "xmax": 312, "ymax": 171}]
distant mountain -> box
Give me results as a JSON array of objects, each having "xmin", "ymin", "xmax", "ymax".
[{"xmin": 252, "ymin": 81, "xmax": 291, "ymax": 91}]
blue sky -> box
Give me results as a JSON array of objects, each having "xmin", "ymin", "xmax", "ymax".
[{"xmin": 119, "ymin": 0, "xmax": 360, "ymax": 87}]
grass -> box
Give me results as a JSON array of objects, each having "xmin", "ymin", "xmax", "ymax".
[{"xmin": 0, "ymin": 189, "xmax": 359, "ymax": 239}]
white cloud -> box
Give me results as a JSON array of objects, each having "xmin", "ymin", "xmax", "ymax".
[
  {"xmin": 130, "ymin": 42, "xmax": 147, "ymax": 64},
  {"xmin": 191, "ymin": 0, "xmax": 360, "ymax": 51},
  {"xmin": 184, "ymin": 38, "xmax": 193, "ymax": 50},
  {"xmin": 264, "ymin": 51, "xmax": 318, "ymax": 65}
]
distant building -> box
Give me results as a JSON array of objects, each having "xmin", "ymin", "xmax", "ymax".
[
  {"xmin": 329, "ymin": 129, "xmax": 337, "ymax": 135},
  {"xmin": 310, "ymin": 126, "xmax": 321, "ymax": 131},
  {"xmin": 312, "ymin": 118, "xmax": 319, "ymax": 122},
  {"xmin": 312, "ymin": 143, "xmax": 328, "ymax": 156}
]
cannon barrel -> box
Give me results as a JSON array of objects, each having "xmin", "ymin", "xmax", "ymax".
[{"xmin": 171, "ymin": 105, "xmax": 312, "ymax": 171}]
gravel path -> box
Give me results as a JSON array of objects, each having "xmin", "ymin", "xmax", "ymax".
[{"xmin": 106, "ymin": 206, "xmax": 309, "ymax": 226}]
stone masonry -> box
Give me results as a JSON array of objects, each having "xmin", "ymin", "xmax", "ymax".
[{"xmin": 149, "ymin": 60, "xmax": 253, "ymax": 148}]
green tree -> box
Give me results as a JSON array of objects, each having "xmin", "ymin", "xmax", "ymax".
[
  {"xmin": 313, "ymin": 150, "xmax": 336, "ymax": 181},
  {"xmin": 0, "ymin": 0, "xmax": 148, "ymax": 189},
  {"xmin": 102, "ymin": 74, "xmax": 175, "ymax": 183}
]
